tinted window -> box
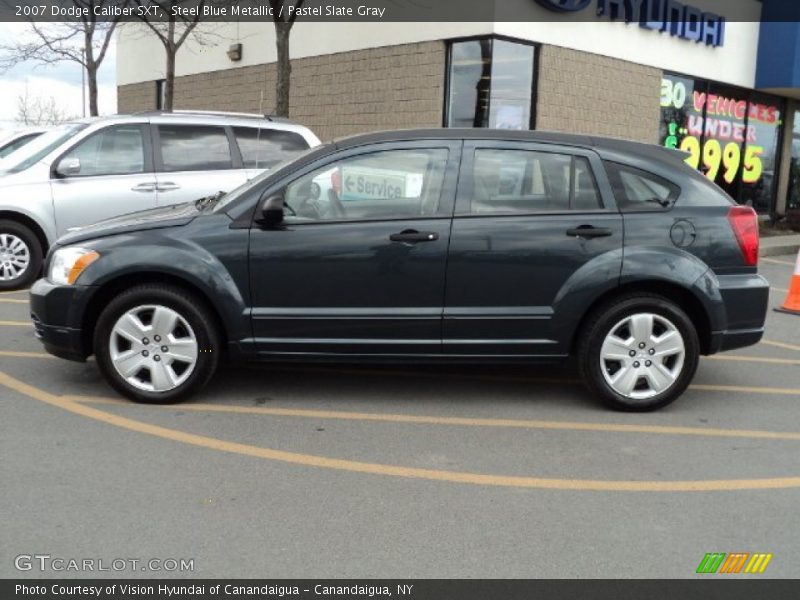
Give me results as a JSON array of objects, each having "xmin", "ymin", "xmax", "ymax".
[
  {"xmin": 60, "ymin": 125, "xmax": 145, "ymax": 177},
  {"xmin": 158, "ymin": 125, "xmax": 232, "ymax": 172},
  {"xmin": 233, "ymin": 127, "xmax": 309, "ymax": 169},
  {"xmin": 285, "ymin": 149, "xmax": 448, "ymax": 222},
  {"xmin": 605, "ymin": 162, "xmax": 679, "ymax": 212},
  {"xmin": 470, "ymin": 150, "xmax": 600, "ymax": 213},
  {"xmin": 0, "ymin": 133, "xmax": 42, "ymax": 158}
]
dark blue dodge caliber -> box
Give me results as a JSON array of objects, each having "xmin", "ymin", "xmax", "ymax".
[{"xmin": 30, "ymin": 129, "xmax": 769, "ymax": 411}]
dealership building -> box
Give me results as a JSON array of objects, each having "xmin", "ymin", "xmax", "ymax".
[{"xmin": 117, "ymin": 0, "xmax": 800, "ymax": 216}]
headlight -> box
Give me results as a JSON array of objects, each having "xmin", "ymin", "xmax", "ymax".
[{"xmin": 48, "ymin": 247, "xmax": 100, "ymax": 285}]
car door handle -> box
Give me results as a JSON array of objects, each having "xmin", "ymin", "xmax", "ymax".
[
  {"xmin": 566, "ymin": 226, "xmax": 613, "ymax": 239},
  {"xmin": 131, "ymin": 183, "xmax": 156, "ymax": 192},
  {"xmin": 389, "ymin": 230, "xmax": 439, "ymax": 243},
  {"xmin": 156, "ymin": 182, "xmax": 180, "ymax": 192}
]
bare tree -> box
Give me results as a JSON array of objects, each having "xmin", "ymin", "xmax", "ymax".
[
  {"xmin": 0, "ymin": 1, "xmax": 123, "ymax": 116},
  {"xmin": 133, "ymin": 0, "xmax": 208, "ymax": 111},
  {"xmin": 268, "ymin": 0, "xmax": 305, "ymax": 117},
  {"xmin": 16, "ymin": 87, "xmax": 74, "ymax": 126}
]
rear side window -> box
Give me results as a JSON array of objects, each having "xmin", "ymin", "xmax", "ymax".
[
  {"xmin": 604, "ymin": 162, "xmax": 680, "ymax": 212},
  {"xmin": 158, "ymin": 125, "xmax": 232, "ymax": 172},
  {"xmin": 470, "ymin": 149, "xmax": 602, "ymax": 214},
  {"xmin": 233, "ymin": 127, "xmax": 309, "ymax": 169}
]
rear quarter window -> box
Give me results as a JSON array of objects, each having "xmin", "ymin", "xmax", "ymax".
[
  {"xmin": 604, "ymin": 162, "xmax": 680, "ymax": 212},
  {"xmin": 233, "ymin": 127, "xmax": 309, "ymax": 169}
]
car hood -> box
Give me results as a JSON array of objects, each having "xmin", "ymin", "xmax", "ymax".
[{"xmin": 57, "ymin": 201, "xmax": 201, "ymax": 245}]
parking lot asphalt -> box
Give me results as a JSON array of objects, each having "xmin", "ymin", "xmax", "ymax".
[{"xmin": 2, "ymin": 256, "xmax": 799, "ymax": 579}]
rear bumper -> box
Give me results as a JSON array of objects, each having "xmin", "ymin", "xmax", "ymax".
[
  {"xmin": 706, "ymin": 273, "xmax": 769, "ymax": 354},
  {"xmin": 29, "ymin": 278, "xmax": 93, "ymax": 362}
]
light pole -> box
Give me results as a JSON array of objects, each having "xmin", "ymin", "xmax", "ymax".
[{"xmin": 81, "ymin": 47, "xmax": 85, "ymax": 117}]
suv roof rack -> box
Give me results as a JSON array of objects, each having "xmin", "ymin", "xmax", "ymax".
[{"xmin": 130, "ymin": 109, "xmax": 293, "ymax": 123}]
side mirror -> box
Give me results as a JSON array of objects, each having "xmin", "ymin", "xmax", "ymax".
[
  {"xmin": 259, "ymin": 193, "xmax": 285, "ymax": 227},
  {"xmin": 55, "ymin": 157, "xmax": 81, "ymax": 178}
]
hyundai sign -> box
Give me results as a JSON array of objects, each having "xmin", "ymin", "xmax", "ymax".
[{"xmin": 535, "ymin": 0, "xmax": 726, "ymax": 47}]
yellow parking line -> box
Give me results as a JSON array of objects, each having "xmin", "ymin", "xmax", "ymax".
[
  {"xmin": 0, "ymin": 350, "xmax": 54, "ymax": 359},
  {"xmin": 763, "ymin": 258, "xmax": 796, "ymax": 266},
  {"xmin": 690, "ymin": 383, "xmax": 800, "ymax": 396},
  {"xmin": 0, "ymin": 298, "xmax": 27, "ymax": 304},
  {"xmin": 3, "ymin": 371, "xmax": 800, "ymax": 492},
  {"xmin": 0, "ymin": 289, "xmax": 28, "ymax": 296},
  {"xmin": 0, "ymin": 320, "xmax": 32, "ymax": 327},
  {"xmin": 772, "ymin": 287, "xmax": 788, "ymax": 294},
  {"xmin": 707, "ymin": 355, "xmax": 800, "ymax": 366},
  {"xmin": 762, "ymin": 340, "xmax": 800, "ymax": 352},
  {"xmin": 68, "ymin": 394, "xmax": 800, "ymax": 442}
]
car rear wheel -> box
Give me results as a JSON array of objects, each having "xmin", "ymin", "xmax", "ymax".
[
  {"xmin": 577, "ymin": 294, "xmax": 700, "ymax": 412},
  {"xmin": 0, "ymin": 220, "xmax": 42, "ymax": 291},
  {"xmin": 94, "ymin": 284, "xmax": 220, "ymax": 403}
]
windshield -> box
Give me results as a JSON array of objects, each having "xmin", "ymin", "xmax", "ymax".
[
  {"xmin": 214, "ymin": 143, "xmax": 329, "ymax": 212},
  {"xmin": 0, "ymin": 122, "xmax": 88, "ymax": 173}
]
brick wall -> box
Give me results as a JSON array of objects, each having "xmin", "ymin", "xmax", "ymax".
[
  {"xmin": 536, "ymin": 45, "xmax": 661, "ymax": 144},
  {"xmin": 118, "ymin": 41, "xmax": 446, "ymax": 142}
]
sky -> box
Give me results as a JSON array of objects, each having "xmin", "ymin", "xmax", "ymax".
[{"xmin": 0, "ymin": 22, "xmax": 118, "ymax": 133}]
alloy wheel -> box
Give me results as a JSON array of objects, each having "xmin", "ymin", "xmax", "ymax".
[
  {"xmin": 0, "ymin": 233, "xmax": 30, "ymax": 282},
  {"xmin": 599, "ymin": 312, "xmax": 686, "ymax": 401},
  {"xmin": 109, "ymin": 304, "xmax": 199, "ymax": 393}
]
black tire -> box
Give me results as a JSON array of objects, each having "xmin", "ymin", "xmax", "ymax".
[
  {"xmin": 0, "ymin": 219, "xmax": 43, "ymax": 291},
  {"xmin": 93, "ymin": 284, "xmax": 220, "ymax": 404},
  {"xmin": 577, "ymin": 293, "xmax": 700, "ymax": 412}
]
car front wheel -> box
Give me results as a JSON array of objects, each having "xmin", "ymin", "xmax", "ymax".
[
  {"xmin": 577, "ymin": 294, "xmax": 700, "ymax": 412},
  {"xmin": 94, "ymin": 284, "xmax": 220, "ymax": 403}
]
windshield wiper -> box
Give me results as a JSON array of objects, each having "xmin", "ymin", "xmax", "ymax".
[{"xmin": 195, "ymin": 190, "xmax": 226, "ymax": 210}]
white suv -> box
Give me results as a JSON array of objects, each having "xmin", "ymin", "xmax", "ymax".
[{"xmin": 0, "ymin": 111, "xmax": 321, "ymax": 289}]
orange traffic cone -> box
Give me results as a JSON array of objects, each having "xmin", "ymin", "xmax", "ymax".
[{"xmin": 775, "ymin": 250, "xmax": 800, "ymax": 316}]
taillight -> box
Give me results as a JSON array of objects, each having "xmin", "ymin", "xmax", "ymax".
[
  {"xmin": 331, "ymin": 169, "xmax": 342, "ymax": 195},
  {"xmin": 727, "ymin": 205, "xmax": 759, "ymax": 266}
]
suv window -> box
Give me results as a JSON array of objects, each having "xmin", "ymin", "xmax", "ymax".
[
  {"xmin": 285, "ymin": 149, "xmax": 449, "ymax": 222},
  {"xmin": 60, "ymin": 125, "xmax": 145, "ymax": 177},
  {"xmin": 470, "ymin": 149, "xmax": 601, "ymax": 213},
  {"xmin": 233, "ymin": 127, "xmax": 309, "ymax": 169},
  {"xmin": 605, "ymin": 162, "xmax": 679, "ymax": 211},
  {"xmin": 158, "ymin": 125, "xmax": 232, "ymax": 172}
]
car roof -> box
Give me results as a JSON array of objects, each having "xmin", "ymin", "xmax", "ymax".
[
  {"xmin": 331, "ymin": 128, "xmax": 691, "ymax": 172},
  {"xmin": 64, "ymin": 111, "xmax": 316, "ymax": 134}
]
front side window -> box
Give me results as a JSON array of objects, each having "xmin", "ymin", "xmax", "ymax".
[
  {"xmin": 158, "ymin": 125, "xmax": 232, "ymax": 172},
  {"xmin": 605, "ymin": 162, "xmax": 679, "ymax": 212},
  {"xmin": 470, "ymin": 149, "xmax": 600, "ymax": 214},
  {"xmin": 233, "ymin": 127, "xmax": 309, "ymax": 169},
  {"xmin": 284, "ymin": 149, "xmax": 449, "ymax": 222},
  {"xmin": 446, "ymin": 37, "xmax": 536, "ymax": 130},
  {"xmin": 60, "ymin": 125, "xmax": 145, "ymax": 177}
]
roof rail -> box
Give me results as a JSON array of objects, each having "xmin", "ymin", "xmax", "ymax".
[{"xmin": 129, "ymin": 109, "xmax": 293, "ymax": 123}]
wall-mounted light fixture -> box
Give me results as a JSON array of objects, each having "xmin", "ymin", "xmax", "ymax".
[{"xmin": 227, "ymin": 43, "xmax": 242, "ymax": 62}]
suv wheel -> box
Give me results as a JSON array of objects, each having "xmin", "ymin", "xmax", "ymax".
[
  {"xmin": 0, "ymin": 220, "xmax": 42, "ymax": 290},
  {"xmin": 577, "ymin": 294, "xmax": 700, "ymax": 412},
  {"xmin": 94, "ymin": 284, "xmax": 220, "ymax": 403}
]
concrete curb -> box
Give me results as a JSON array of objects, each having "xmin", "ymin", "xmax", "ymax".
[{"xmin": 761, "ymin": 235, "xmax": 800, "ymax": 258}]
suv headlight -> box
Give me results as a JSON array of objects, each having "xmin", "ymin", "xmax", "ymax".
[{"xmin": 48, "ymin": 247, "xmax": 100, "ymax": 285}]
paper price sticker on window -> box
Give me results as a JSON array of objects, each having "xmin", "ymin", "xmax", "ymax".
[{"xmin": 340, "ymin": 167, "xmax": 418, "ymax": 202}]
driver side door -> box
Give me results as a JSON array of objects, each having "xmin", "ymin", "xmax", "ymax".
[{"xmin": 248, "ymin": 141, "xmax": 461, "ymax": 356}]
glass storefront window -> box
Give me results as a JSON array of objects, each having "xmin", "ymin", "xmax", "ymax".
[
  {"xmin": 659, "ymin": 73, "xmax": 784, "ymax": 214},
  {"xmin": 446, "ymin": 37, "xmax": 536, "ymax": 130},
  {"xmin": 788, "ymin": 110, "xmax": 800, "ymax": 211}
]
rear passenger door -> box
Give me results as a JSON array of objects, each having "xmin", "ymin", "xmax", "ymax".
[
  {"xmin": 153, "ymin": 123, "xmax": 250, "ymax": 206},
  {"xmin": 443, "ymin": 141, "xmax": 623, "ymax": 356}
]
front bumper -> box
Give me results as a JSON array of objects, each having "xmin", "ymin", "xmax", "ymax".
[
  {"xmin": 707, "ymin": 273, "xmax": 770, "ymax": 354},
  {"xmin": 29, "ymin": 278, "xmax": 95, "ymax": 362}
]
